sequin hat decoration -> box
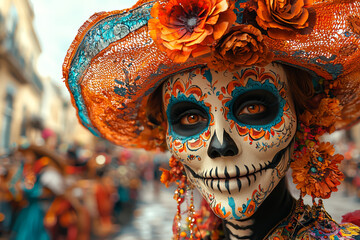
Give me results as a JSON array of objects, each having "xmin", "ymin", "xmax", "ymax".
[{"xmin": 63, "ymin": 0, "xmax": 360, "ymax": 153}]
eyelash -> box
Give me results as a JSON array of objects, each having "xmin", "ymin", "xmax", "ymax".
[
  {"xmin": 235, "ymin": 99, "xmax": 268, "ymax": 114},
  {"xmin": 168, "ymin": 101, "xmax": 210, "ymax": 137},
  {"xmin": 178, "ymin": 111, "xmax": 205, "ymax": 122},
  {"xmin": 239, "ymin": 104, "xmax": 265, "ymax": 115},
  {"xmin": 230, "ymin": 89, "xmax": 280, "ymax": 126},
  {"xmin": 171, "ymin": 107, "xmax": 207, "ymax": 124}
]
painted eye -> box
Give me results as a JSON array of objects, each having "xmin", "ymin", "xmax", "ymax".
[
  {"xmin": 232, "ymin": 90, "xmax": 279, "ymax": 126},
  {"xmin": 168, "ymin": 102, "xmax": 209, "ymax": 137},
  {"xmin": 180, "ymin": 114, "xmax": 206, "ymax": 125},
  {"xmin": 238, "ymin": 104, "xmax": 266, "ymax": 115}
]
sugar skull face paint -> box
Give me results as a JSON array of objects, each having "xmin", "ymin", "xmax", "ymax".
[{"xmin": 162, "ymin": 65, "xmax": 297, "ymax": 220}]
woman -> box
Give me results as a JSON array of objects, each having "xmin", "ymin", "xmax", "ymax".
[
  {"xmin": 63, "ymin": 0, "xmax": 360, "ymax": 238},
  {"xmin": 154, "ymin": 64, "xmax": 303, "ymax": 239},
  {"xmin": 9, "ymin": 144, "xmax": 65, "ymax": 240}
]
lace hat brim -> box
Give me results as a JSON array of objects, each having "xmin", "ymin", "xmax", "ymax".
[{"xmin": 63, "ymin": 0, "xmax": 360, "ymax": 150}]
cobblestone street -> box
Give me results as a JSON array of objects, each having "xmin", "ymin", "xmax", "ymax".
[
  {"xmin": 114, "ymin": 182, "xmax": 176, "ymax": 240},
  {"xmin": 113, "ymin": 180, "xmax": 360, "ymax": 240}
]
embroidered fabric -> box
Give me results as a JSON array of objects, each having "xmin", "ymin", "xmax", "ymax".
[
  {"xmin": 63, "ymin": 0, "xmax": 360, "ymax": 150},
  {"xmin": 198, "ymin": 199, "xmax": 360, "ymax": 240}
]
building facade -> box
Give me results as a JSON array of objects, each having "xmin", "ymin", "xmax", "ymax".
[
  {"xmin": 0, "ymin": 0, "xmax": 95, "ymax": 154},
  {"xmin": 0, "ymin": 0, "xmax": 44, "ymax": 152}
]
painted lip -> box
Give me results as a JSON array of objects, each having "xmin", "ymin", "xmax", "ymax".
[
  {"xmin": 185, "ymin": 163, "xmax": 267, "ymax": 181},
  {"xmin": 184, "ymin": 148, "xmax": 287, "ymax": 194},
  {"xmin": 186, "ymin": 148, "xmax": 286, "ymax": 180}
]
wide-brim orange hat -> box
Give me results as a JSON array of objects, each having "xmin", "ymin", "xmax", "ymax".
[{"xmin": 63, "ymin": 0, "xmax": 360, "ymax": 151}]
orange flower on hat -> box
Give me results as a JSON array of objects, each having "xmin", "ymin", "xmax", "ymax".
[
  {"xmin": 299, "ymin": 97, "xmax": 342, "ymax": 133},
  {"xmin": 209, "ymin": 24, "xmax": 274, "ymax": 70},
  {"xmin": 252, "ymin": 0, "xmax": 313, "ymax": 39},
  {"xmin": 148, "ymin": 0, "xmax": 236, "ymax": 62},
  {"xmin": 291, "ymin": 142, "xmax": 344, "ymax": 199}
]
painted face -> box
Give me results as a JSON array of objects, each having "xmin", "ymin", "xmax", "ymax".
[{"xmin": 162, "ymin": 65, "xmax": 297, "ymax": 220}]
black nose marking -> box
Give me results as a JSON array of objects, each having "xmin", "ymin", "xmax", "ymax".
[{"xmin": 207, "ymin": 130, "xmax": 239, "ymax": 159}]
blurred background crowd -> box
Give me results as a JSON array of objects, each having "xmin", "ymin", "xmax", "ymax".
[
  {"xmin": 0, "ymin": 128, "xmax": 171, "ymax": 239},
  {"xmin": 0, "ymin": 0, "xmax": 176, "ymax": 238},
  {"xmin": 1, "ymin": 0, "xmax": 360, "ymax": 239}
]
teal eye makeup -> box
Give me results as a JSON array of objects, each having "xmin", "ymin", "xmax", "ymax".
[
  {"xmin": 233, "ymin": 89, "xmax": 279, "ymax": 125},
  {"xmin": 169, "ymin": 102, "xmax": 209, "ymax": 137},
  {"xmin": 226, "ymin": 79, "xmax": 285, "ymax": 131},
  {"xmin": 166, "ymin": 93, "xmax": 210, "ymax": 139}
]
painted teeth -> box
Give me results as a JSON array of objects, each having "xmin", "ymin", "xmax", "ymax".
[
  {"xmin": 245, "ymin": 165, "xmax": 249, "ymax": 176},
  {"xmin": 194, "ymin": 162, "xmax": 273, "ymax": 180},
  {"xmin": 225, "ymin": 179, "xmax": 230, "ymax": 194},
  {"xmin": 246, "ymin": 176, "xmax": 251, "ymax": 186},
  {"xmin": 225, "ymin": 167, "xmax": 230, "ymax": 178},
  {"xmin": 200, "ymin": 170, "xmax": 264, "ymax": 194},
  {"xmin": 195, "ymin": 162, "xmax": 275, "ymax": 194},
  {"xmin": 252, "ymin": 164, "xmax": 256, "ymax": 182},
  {"xmin": 236, "ymin": 166, "xmax": 240, "ymax": 177},
  {"xmin": 217, "ymin": 179, "xmax": 222, "ymax": 193},
  {"xmin": 236, "ymin": 178, "xmax": 241, "ymax": 191},
  {"xmin": 187, "ymin": 161, "xmax": 277, "ymax": 194},
  {"xmin": 190, "ymin": 144, "xmax": 291, "ymax": 195}
]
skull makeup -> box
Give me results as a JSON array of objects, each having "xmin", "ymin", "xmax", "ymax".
[{"xmin": 162, "ymin": 64, "xmax": 297, "ymax": 220}]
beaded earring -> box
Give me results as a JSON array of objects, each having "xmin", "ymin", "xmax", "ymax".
[
  {"xmin": 159, "ymin": 155, "xmax": 189, "ymax": 239},
  {"xmin": 173, "ymin": 177, "xmax": 187, "ymax": 239},
  {"xmin": 160, "ymin": 155, "xmax": 225, "ymax": 240},
  {"xmin": 160, "ymin": 155, "xmax": 206, "ymax": 239}
]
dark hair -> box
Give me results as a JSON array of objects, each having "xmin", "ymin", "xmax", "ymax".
[
  {"xmin": 146, "ymin": 64, "xmax": 315, "ymax": 125},
  {"xmin": 281, "ymin": 64, "xmax": 315, "ymax": 114},
  {"xmin": 146, "ymin": 85, "xmax": 165, "ymax": 126}
]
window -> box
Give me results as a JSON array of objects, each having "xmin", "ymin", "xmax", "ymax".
[{"xmin": 0, "ymin": 92, "xmax": 14, "ymax": 150}]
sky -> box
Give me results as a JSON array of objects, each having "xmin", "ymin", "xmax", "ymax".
[{"xmin": 30, "ymin": 0, "xmax": 138, "ymax": 93}]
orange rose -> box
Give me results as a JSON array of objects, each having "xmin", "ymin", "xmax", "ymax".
[
  {"xmin": 254, "ymin": 0, "xmax": 313, "ymax": 39},
  {"xmin": 148, "ymin": 0, "xmax": 236, "ymax": 62},
  {"xmin": 209, "ymin": 24, "xmax": 274, "ymax": 70}
]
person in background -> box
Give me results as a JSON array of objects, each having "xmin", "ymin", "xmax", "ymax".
[
  {"xmin": 9, "ymin": 143, "xmax": 65, "ymax": 240},
  {"xmin": 87, "ymin": 153, "xmax": 118, "ymax": 237},
  {"xmin": 44, "ymin": 144, "xmax": 90, "ymax": 240},
  {"xmin": 0, "ymin": 154, "xmax": 14, "ymax": 237},
  {"xmin": 41, "ymin": 128, "xmax": 58, "ymax": 151}
]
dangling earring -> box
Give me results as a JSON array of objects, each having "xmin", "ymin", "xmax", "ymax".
[
  {"xmin": 159, "ymin": 155, "xmax": 188, "ymax": 239},
  {"xmin": 174, "ymin": 178, "xmax": 187, "ymax": 240},
  {"xmin": 175, "ymin": 179, "xmax": 200, "ymax": 240},
  {"xmin": 291, "ymin": 97, "xmax": 344, "ymax": 200},
  {"xmin": 187, "ymin": 184, "xmax": 196, "ymax": 239}
]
